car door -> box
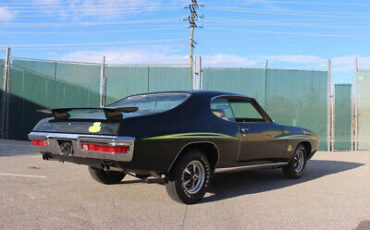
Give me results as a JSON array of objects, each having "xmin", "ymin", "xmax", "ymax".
[{"xmin": 227, "ymin": 98, "xmax": 285, "ymax": 164}]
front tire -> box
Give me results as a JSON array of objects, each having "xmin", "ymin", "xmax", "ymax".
[
  {"xmin": 282, "ymin": 144, "xmax": 307, "ymax": 179},
  {"xmin": 166, "ymin": 150, "xmax": 211, "ymax": 204},
  {"xmin": 88, "ymin": 166, "xmax": 126, "ymax": 185}
]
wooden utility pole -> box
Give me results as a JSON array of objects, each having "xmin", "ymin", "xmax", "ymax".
[{"xmin": 186, "ymin": 0, "xmax": 202, "ymax": 89}]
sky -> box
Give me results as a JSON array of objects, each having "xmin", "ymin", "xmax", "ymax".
[{"xmin": 1, "ymin": 0, "xmax": 370, "ymax": 83}]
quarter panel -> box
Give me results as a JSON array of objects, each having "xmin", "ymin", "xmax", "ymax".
[{"xmin": 118, "ymin": 93, "xmax": 240, "ymax": 172}]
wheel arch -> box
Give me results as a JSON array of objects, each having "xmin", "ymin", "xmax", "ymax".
[
  {"xmin": 298, "ymin": 141, "xmax": 312, "ymax": 157},
  {"xmin": 167, "ymin": 141, "xmax": 220, "ymax": 174}
]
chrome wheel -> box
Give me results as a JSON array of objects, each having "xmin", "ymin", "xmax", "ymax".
[
  {"xmin": 182, "ymin": 160, "xmax": 206, "ymax": 195},
  {"xmin": 293, "ymin": 148, "xmax": 305, "ymax": 173}
]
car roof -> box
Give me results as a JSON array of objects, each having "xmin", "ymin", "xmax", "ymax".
[{"xmin": 128, "ymin": 90, "xmax": 254, "ymax": 99}]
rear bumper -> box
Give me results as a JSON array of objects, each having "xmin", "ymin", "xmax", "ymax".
[{"xmin": 28, "ymin": 132, "xmax": 135, "ymax": 162}]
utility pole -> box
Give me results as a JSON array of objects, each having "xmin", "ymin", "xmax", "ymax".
[{"xmin": 185, "ymin": 0, "xmax": 203, "ymax": 89}]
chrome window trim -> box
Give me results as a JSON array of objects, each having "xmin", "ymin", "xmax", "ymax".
[
  {"xmin": 28, "ymin": 132, "xmax": 135, "ymax": 162},
  {"xmin": 210, "ymin": 95, "xmax": 273, "ymax": 123}
]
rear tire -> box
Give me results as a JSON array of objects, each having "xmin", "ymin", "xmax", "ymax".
[
  {"xmin": 88, "ymin": 166, "xmax": 126, "ymax": 185},
  {"xmin": 282, "ymin": 144, "xmax": 307, "ymax": 179},
  {"xmin": 165, "ymin": 149, "xmax": 211, "ymax": 204}
]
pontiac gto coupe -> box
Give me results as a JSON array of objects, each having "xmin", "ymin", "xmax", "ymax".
[{"xmin": 29, "ymin": 91, "xmax": 319, "ymax": 204}]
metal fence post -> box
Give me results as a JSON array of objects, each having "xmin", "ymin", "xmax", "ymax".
[
  {"xmin": 354, "ymin": 57, "xmax": 359, "ymax": 151},
  {"xmin": 198, "ymin": 56, "xmax": 202, "ymax": 90},
  {"xmin": 331, "ymin": 69, "xmax": 335, "ymax": 152},
  {"xmin": 99, "ymin": 56, "xmax": 106, "ymax": 107},
  {"xmin": 327, "ymin": 59, "xmax": 332, "ymax": 152},
  {"xmin": 1, "ymin": 48, "xmax": 11, "ymax": 138},
  {"xmin": 264, "ymin": 60, "xmax": 268, "ymax": 109}
]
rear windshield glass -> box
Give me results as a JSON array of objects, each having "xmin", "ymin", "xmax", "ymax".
[{"xmin": 109, "ymin": 93, "xmax": 190, "ymax": 115}]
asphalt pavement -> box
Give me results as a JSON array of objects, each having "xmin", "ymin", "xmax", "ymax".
[{"xmin": 0, "ymin": 139, "xmax": 369, "ymax": 230}]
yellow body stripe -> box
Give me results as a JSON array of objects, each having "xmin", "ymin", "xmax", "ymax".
[
  {"xmin": 143, "ymin": 132, "xmax": 236, "ymax": 140},
  {"xmin": 273, "ymin": 135, "xmax": 318, "ymax": 140}
]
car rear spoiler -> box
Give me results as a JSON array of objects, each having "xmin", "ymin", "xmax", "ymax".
[{"xmin": 37, "ymin": 107, "xmax": 139, "ymax": 121}]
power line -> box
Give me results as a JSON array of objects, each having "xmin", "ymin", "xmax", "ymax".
[
  {"xmin": 254, "ymin": 0, "xmax": 370, "ymax": 7},
  {"xmin": 203, "ymin": 27, "xmax": 370, "ymax": 39},
  {"xmin": 5, "ymin": 6, "xmax": 178, "ymax": 13},
  {"xmin": 0, "ymin": 18, "xmax": 181, "ymax": 27},
  {"xmin": 207, "ymin": 6, "xmax": 370, "ymax": 19},
  {"xmin": 0, "ymin": 39, "xmax": 187, "ymax": 49},
  {"xmin": 0, "ymin": 26, "xmax": 187, "ymax": 35},
  {"xmin": 204, "ymin": 17, "xmax": 370, "ymax": 30},
  {"xmin": 12, "ymin": 8, "xmax": 179, "ymax": 18},
  {"xmin": 1, "ymin": 1, "xmax": 181, "ymax": 7},
  {"xmin": 2, "ymin": 3, "xmax": 180, "ymax": 9}
]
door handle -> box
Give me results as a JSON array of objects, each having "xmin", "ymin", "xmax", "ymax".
[{"xmin": 240, "ymin": 128, "xmax": 249, "ymax": 133}]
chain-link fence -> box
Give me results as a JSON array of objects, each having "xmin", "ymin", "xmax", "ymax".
[
  {"xmin": 334, "ymin": 84, "xmax": 352, "ymax": 151},
  {"xmin": 2, "ymin": 56, "xmax": 191, "ymax": 139},
  {"xmin": 357, "ymin": 70, "xmax": 370, "ymax": 150},
  {"xmin": 0, "ymin": 50, "xmax": 363, "ymax": 152},
  {"xmin": 202, "ymin": 68, "xmax": 329, "ymax": 151}
]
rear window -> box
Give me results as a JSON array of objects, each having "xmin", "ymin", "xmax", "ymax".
[{"xmin": 109, "ymin": 93, "xmax": 190, "ymax": 115}]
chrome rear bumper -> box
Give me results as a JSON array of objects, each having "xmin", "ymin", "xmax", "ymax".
[{"xmin": 28, "ymin": 132, "xmax": 134, "ymax": 162}]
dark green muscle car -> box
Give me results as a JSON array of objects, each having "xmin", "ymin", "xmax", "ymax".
[{"xmin": 29, "ymin": 91, "xmax": 319, "ymax": 204}]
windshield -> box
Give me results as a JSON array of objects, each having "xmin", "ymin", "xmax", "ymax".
[{"xmin": 109, "ymin": 93, "xmax": 190, "ymax": 115}]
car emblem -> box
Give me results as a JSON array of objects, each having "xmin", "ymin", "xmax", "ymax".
[{"xmin": 89, "ymin": 122, "xmax": 101, "ymax": 133}]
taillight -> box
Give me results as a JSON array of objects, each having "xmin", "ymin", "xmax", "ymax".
[
  {"xmin": 81, "ymin": 144, "xmax": 129, "ymax": 154},
  {"xmin": 32, "ymin": 140, "xmax": 48, "ymax": 146}
]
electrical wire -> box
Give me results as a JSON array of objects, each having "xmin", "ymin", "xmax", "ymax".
[
  {"xmin": 207, "ymin": 6, "xmax": 370, "ymax": 19},
  {"xmin": 0, "ymin": 26, "xmax": 187, "ymax": 34},
  {"xmin": 0, "ymin": 18, "xmax": 182, "ymax": 27},
  {"xmin": 203, "ymin": 26, "xmax": 370, "ymax": 39},
  {"xmin": 0, "ymin": 39, "xmax": 187, "ymax": 49},
  {"xmin": 4, "ymin": 6, "xmax": 179, "ymax": 13},
  {"xmin": 204, "ymin": 17, "xmax": 370, "ymax": 30},
  {"xmin": 11, "ymin": 8, "xmax": 179, "ymax": 18}
]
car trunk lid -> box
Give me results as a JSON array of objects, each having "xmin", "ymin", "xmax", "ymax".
[{"xmin": 32, "ymin": 107, "xmax": 138, "ymax": 135}]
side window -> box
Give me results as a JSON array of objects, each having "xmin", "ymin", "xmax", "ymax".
[
  {"xmin": 229, "ymin": 100, "xmax": 265, "ymax": 122},
  {"xmin": 210, "ymin": 98, "xmax": 235, "ymax": 122}
]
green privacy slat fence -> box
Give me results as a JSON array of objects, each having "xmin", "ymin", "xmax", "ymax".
[
  {"xmin": 202, "ymin": 68, "xmax": 266, "ymax": 107},
  {"xmin": 357, "ymin": 71, "xmax": 370, "ymax": 150},
  {"xmin": 105, "ymin": 66, "xmax": 191, "ymax": 105},
  {"xmin": 148, "ymin": 67, "xmax": 191, "ymax": 92},
  {"xmin": 7, "ymin": 60, "xmax": 191, "ymax": 139},
  {"xmin": 105, "ymin": 66, "xmax": 149, "ymax": 105},
  {"xmin": 265, "ymin": 69, "xmax": 328, "ymax": 151},
  {"xmin": 9, "ymin": 59, "xmax": 100, "ymax": 139},
  {"xmin": 334, "ymin": 84, "xmax": 352, "ymax": 150},
  {"xmin": 202, "ymin": 68, "xmax": 328, "ymax": 150}
]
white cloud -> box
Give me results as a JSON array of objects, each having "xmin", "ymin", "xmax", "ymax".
[
  {"xmin": 202, "ymin": 54, "xmax": 259, "ymax": 67},
  {"xmin": 0, "ymin": 6, "xmax": 15, "ymax": 22},
  {"xmin": 262, "ymin": 55, "xmax": 325, "ymax": 64},
  {"xmin": 61, "ymin": 49, "xmax": 262, "ymax": 67},
  {"xmin": 32, "ymin": 0, "xmax": 158, "ymax": 19},
  {"xmin": 60, "ymin": 46, "xmax": 188, "ymax": 64},
  {"xmin": 59, "ymin": 49, "xmax": 370, "ymax": 78}
]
